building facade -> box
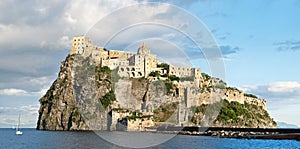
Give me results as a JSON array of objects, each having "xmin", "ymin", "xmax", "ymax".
[{"xmin": 70, "ymin": 36, "xmax": 201, "ymax": 80}]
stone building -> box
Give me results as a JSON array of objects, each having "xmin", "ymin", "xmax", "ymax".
[
  {"xmin": 69, "ymin": 35, "xmax": 268, "ymax": 129},
  {"xmin": 70, "ymin": 36, "xmax": 200, "ymax": 80},
  {"xmin": 70, "ymin": 36, "xmax": 92, "ymax": 55}
]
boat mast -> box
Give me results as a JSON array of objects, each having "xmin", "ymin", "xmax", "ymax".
[{"xmin": 16, "ymin": 114, "xmax": 20, "ymax": 131}]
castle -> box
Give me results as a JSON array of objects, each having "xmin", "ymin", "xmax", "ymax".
[
  {"xmin": 70, "ymin": 35, "xmax": 268, "ymax": 130},
  {"xmin": 70, "ymin": 35, "xmax": 201, "ymax": 82},
  {"xmin": 36, "ymin": 35, "xmax": 275, "ymax": 131}
]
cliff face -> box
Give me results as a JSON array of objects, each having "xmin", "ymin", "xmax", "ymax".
[
  {"xmin": 37, "ymin": 55, "xmax": 84, "ymax": 130},
  {"xmin": 37, "ymin": 55, "xmax": 112, "ymax": 130},
  {"xmin": 37, "ymin": 55, "xmax": 276, "ymax": 130}
]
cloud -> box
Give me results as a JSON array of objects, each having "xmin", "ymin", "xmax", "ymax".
[
  {"xmin": 220, "ymin": 45, "xmax": 240, "ymax": 55},
  {"xmin": 242, "ymin": 81, "xmax": 300, "ymax": 101},
  {"xmin": 0, "ymin": 0, "xmax": 144, "ymax": 93},
  {"xmin": 0, "ymin": 104, "xmax": 40, "ymax": 127},
  {"xmin": 268, "ymin": 82, "xmax": 300, "ymax": 93},
  {"xmin": 0, "ymin": 88, "xmax": 48, "ymax": 96},
  {"xmin": 274, "ymin": 40, "xmax": 300, "ymax": 51},
  {"xmin": 0, "ymin": 88, "xmax": 28, "ymax": 96},
  {"xmin": 158, "ymin": 0, "xmax": 205, "ymax": 8}
]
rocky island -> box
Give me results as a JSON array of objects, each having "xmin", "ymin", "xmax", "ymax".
[{"xmin": 37, "ymin": 36, "xmax": 276, "ymax": 131}]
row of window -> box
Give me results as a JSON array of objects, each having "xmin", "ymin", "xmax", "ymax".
[
  {"xmin": 73, "ymin": 43, "xmax": 85, "ymax": 46},
  {"xmin": 74, "ymin": 38, "xmax": 86, "ymax": 42},
  {"xmin": 120, "ymin": 67, "xmax": 142, "ymax": 72},
  {"xmin": 77, "ymin": 45, "xmax": 89, "ymax": 49}
]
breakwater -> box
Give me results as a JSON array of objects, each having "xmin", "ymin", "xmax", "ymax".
[{"xmin": 156, "ymin": 126, "xmax": 300, "ymax": 140}]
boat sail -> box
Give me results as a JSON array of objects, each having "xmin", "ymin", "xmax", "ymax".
[{"xmin": 15, "ymin": 114, "xmax": 23, "ymax": 135}]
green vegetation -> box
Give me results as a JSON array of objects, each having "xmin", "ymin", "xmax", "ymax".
[
  {"xmin": 149, "ymin": 71, "xmax": 160, "ymax": 77},
  {"xmin": 164, "ymin": 81, "xmax": 174, "ymax": 94},
  {"xmin": 180, "ymin": 76, "xmax": 194, "ymax": 81},
  {"xmin": 138, "ymin": 77, "xmax": 147, "ymax": 82},
  {"xmin": 216, "ymin": 100, "xmax": 246, "ymax": 123},
  {"xmin": 95, "ymin": 66, "xmax": 111, "ymax": 80},
  {"xmin": 213, "ymin": 84, "xmax": 226, "ymax": 89},
  {"xmin": 127, "ymin": 111, "xmax": 143, "ymax": 121},
  {"xmin": 191, "ymin": 99, "xmax": 276, "ymax": 127},
  {"xmin": 161, "ymin": 74, "xmax": 168, "ymax": 77},
  {"xmin": 99, "ymin": 90, "xmax": 116, "ymax": 109},
  {"xmin": 72, "ymin": 108, "xmax": 80, "ymax": 117},
  {"xmin": 153, "ymin": 102, "xmax": 178, "ymax": 122},
  {"xmin": 201, "ymin": 73, "xmax": 211, "ymax": 81},
  {"xmin": 157, "ymin": 63, "xmax": 169, "ymax": 68},
  {"xmin": 168, "ymin": 75, "xmax": 180, "ymax": 82},
  {"xmin": 244, "ymin": 93, "xmax": 258, "ymax": 98},
  {"xmin": 226, "ymin": 87, "xmax": 239, "ymax": 91}
]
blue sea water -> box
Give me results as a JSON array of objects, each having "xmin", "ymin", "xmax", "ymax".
[{"xmin": 1, "ymin": 128, "xmax": 300, "ymax": 149}]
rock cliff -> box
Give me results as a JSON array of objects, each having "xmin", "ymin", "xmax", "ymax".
[
  {"xmin": 37, "ymin": 54, "xmax": 276, "ymax": 130},
  {"xmin": 37, "ymin": 55, "xmax": 113, "ymax": 130}
]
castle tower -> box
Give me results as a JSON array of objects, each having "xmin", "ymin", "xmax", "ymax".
[
  {"xmin": 70, "ymin": 36, "xmax": 92, "ymax": 55},
  {"xmin": 137, "ymin": 43, "xmax": 150, "ymax": 55}
]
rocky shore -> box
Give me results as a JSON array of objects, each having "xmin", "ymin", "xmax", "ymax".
[
  {"xmin": 158, "ymin": 127, "xmax": 300, "ymax": 141},
  {"xmin": 179, "ymin": 130, "xmax": 278, "ymax": 138}
]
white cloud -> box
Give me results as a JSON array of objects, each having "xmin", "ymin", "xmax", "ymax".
[
  {"xmin": 0, "ymin": 104, "xmax": 40, "ymax": 127},
  {"xmin": 64, "ymin": 13, "xmax": 77, "ymax": 24},
  {"xmin": 0, "ymin": 88, "xmax": 28, "ymax": 96},
  {"xmin": 31, "ymin": 88, "xmax": 49, "ymax": 97},
  {"xmin": 0, "ymin": 87, "xmax": 48, "ymax": 97},
  {"xmin": 28, "ymin": 76, "xmax": 54, "ymax": 87},
  {"xmin": 268, "ymin": 81, "xmax": 300, "ymax": 93},
  {"xmin": 242, "ymin": 81, "xmax": 300, "ymax": 99},
  {"xmin": 0, "ymin": 104, "xmax": 39, "ymax": 112},
  {"xmin": 241, "ymin": 85, "xmax": 258, "ymax": 92},
  {"xmin": 62, "ymin": 0, "xmax": 143, "ymax": 33}
]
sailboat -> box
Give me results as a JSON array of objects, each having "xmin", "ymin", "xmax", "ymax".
[{"xmin": 15, "ymin": 114, "xmax": 23, "ymax": 135}]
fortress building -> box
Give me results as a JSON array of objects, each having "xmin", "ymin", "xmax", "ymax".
[
  {"xmin": 69, "ymin": 35, "xmax": 266, "ymax": 111},
  {"xmin": 70, "ymin": 35, "xmax": 202, "ymax": 80}
]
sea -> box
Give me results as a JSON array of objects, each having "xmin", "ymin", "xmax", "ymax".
[{"xmin": 1, "ymin": 128, "xmax": 300, "ymax": 149}]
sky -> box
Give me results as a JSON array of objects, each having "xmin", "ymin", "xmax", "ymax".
[{"xmin": 0, "ymin": 0, "xmax": 300, "ymax": 128}]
